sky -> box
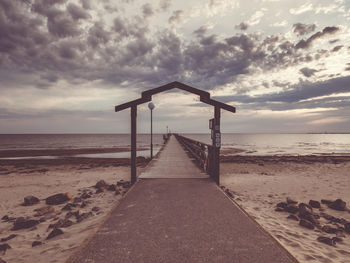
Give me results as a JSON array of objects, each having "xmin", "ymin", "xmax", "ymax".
[{"xmin": 0, "ymin": 0, "xmax": 350, "ymax": 134}]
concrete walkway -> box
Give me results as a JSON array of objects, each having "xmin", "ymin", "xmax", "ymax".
[
  {"xmin": 140, "ymin": 136, "xmax": 208, "ymax": 179},
  {"xmin": 68, "ymin": 136, "xmax": 297, "ymax": 263}
]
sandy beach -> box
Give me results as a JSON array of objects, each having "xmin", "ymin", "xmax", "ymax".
[
  {"xmin": 0, "ymin": 157, "xmax": 150, "ymax": 263},
  {"xmin": 1, "ymin": 152, "xmax": 350, "ymax": 263},
  {"xmin": 221, "ymin": 156, "xmax": 350, "ymax": 263}
]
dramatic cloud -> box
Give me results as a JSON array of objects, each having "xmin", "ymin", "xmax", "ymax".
[
  {"xmin": 295, "ymin": 26, "xmax": 340, "ymax": 49},
  {"xmin": 235, "ymin": 22, "xmax": 249, "ymax": 31},
  {"xmin": 299, "ymin": 67, "xmax": 318, "ymax": 77},
  {"xmin": 293, "ymin": 23, "xmax": 316, "ymax": 36}
]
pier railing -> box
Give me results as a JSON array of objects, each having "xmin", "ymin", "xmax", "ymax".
[{"xmin": 174, "ymin": 134, "xmax": 215, "ymax": 180}]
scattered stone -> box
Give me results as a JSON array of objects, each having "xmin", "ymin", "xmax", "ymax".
[
  {"xmin": 344, "ymin": 222, "xmax": 350, "ymax": 234},
  {"xmin": 322, "ymin": 225, "xmax": 339, "ymax": 234},
  {"xmin": 299, "ymin": 203, "xmax": 313, "ymax": 215},
  {"xmin": 46, "ymin": 228, "xmax": 64, "ymax": 240},
  {"xmin": 49, "ymin": 219, "xmax": 73, "ymax": 229},
  {"xmin": 107, "ymin": 184, "xmax": 117, "ymax": 191},
  {"xmin": 321, "ymin": 199, "xmax": 333, "ymax": 205},
  {"xmin": 62, "ymin": 203, "xmax": 77, "ymax": 211},
  {"xmin": 0, "ymin": 234, "xmax": 17, "ymax": 242},
  {"xmin": 81, "ymin": 193, "xmax": 91, "ymax": 199},
  {"xmin": 299, "ymin": 203, "xmax": 319, "ymax": 225},
  {"xmin": 285, "ymin": 204, "xmax": 299, "ymax": 214},
  {"xmin": 332, "ymin": 237, "xmax": 343, "ymax": 244},
  {"xmin": 275, "ymin": 207, "xmax": 285, "ymax": 212},
  {"xmin": 276, "ymin": 202, "xmax": 287, "ymax": 209},
  {"xmin": 300, "ymin": 219, "xmax": 315, "ymax": 230},
  {"xmin": 32, "ymin": 241, "xmax": 42, "ymax": 247},
  {"xmin": 92, "ymin": 207, "xmax": 100, "ymax": 212},
  {"xmin": 225, "ymin": 189, "xmax": 234, "ymax": 198},
  {"xmin": 286, "ymin": 197, "xmax": 297, "ymax": 205},
  {"xmin": 11, "ymin": 217, "xmax": 39, "ymax": 231},
  {"xmin": 46, "ymin": 193, "xmax": 72, "ymax": 205},
  {"xmin": 309, "ymin": 200, "xmax": 321, "ymax": 209},
  {"xmin": 115, "ymin": 189, "xmax": 121, "ymax": 195},
  {"xmin": 1, "ymin": 215, "xmax": 9, "ymax": 222},
  {"xmin": 77, "ymin": 212, "xmax": 93, "ymax": 223},
  {"xmin": 80, "ymin": 201, "xmax": 87, "ymax": 208},
  {"xmin": 94, "ymin": 180, "xmax": 108, "ymax": 189},
  {"xmin": 328, "ymin": 199, "xmax": 346, "ymax": 211},
  {"xmin": 65, "ymin": 211, "xmax": 79, "ymax": 220},
  {"xmin": 117, "ymin": 180, "xmax": 130, "ymax": 188},
  {"xmin": 317, "ymin": 236, "xmax": 334, "ymax": 246},
  {"xmin": 23, "ymin": 196, "xmax": 40, "ymax": 206},
  {"xmin": 0, "ymin": 244, "xmax": 11, "ymax": 255},
  {"xmin": 73, "ymin": 197, "xmax": 82, "ymax": 203},
  {"xmin": 95, "ymin": 188, "xmax": 103, "ymax": 194},
  {"xmin": 34, "ymin": 206, "xmax": 55, "ymax": 217},
  {"xmin": 287, "ymin": 214, "xmax": 299, "ymax": 221}
]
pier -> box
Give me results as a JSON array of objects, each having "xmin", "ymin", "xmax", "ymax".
[{"xmin": 67, "ymin": 135, "xmax": 297, "ymax": 263}]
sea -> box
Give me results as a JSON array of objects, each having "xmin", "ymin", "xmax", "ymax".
[{"xmin": 0, "ymin": 133, "xmax": 349, "ymax": 159}]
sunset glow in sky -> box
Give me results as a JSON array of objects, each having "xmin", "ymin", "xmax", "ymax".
[{"xmin": 1, "ymin": 0, "xmax": 350, "ymax": 133}]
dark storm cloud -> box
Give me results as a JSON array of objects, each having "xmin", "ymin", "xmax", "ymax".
[
  {"xmin": 331, "ymin": 45, "xmax": 343, "ymax": 52},
  {"xmin": 142, "ymin": 3, "xmax": 154, "ymax": 18},
  {"xmin": 214, "ymin": 76, "xmax": 350, "ymax": 105},
  {"xmin": 67, "ymin": 3, "xmax": 90, "ymax": 20},
  {"xmin": 159, "ymin": 0, "xmax": 171, "ymax": 11},
  {"xmin": 295, "ymin": 26, "xmax": 340, "ymax": 49},
  {"xmin": 235, "ymin": 22, "xmax": 248, "ymax": 31},
  {"xmin": 299, "ymin": 67, "xmax": 318, "ymax": 77},
  {"xmin": 87, "ymin": 22, "xmax": 110, "ymax": 47},
  {"xmin": 168, "ymin": 10, "xmax": 184, "ymax": 24},
  {"xmin": 80, "ymin": 0, "xmax": 91, "ymax": 9},
  {"xmin": 193, "ymin": 25, "xmax": 210, "ymax": 37},
  {"xmin": 292, "ymin": 23, "xmax": 316, "ymax": 36}
]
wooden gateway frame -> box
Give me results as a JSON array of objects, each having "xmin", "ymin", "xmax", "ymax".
[{"xmin": 114, "ymin": 81, "xmax": 236, "ymax": 185}]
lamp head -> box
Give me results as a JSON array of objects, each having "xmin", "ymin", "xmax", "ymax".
[{"xmin": 148, "ymin": 102, "xmax": 155, "ymax": 110}]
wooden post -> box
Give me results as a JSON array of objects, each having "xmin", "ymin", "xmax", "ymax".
[
  {"xmin": 213, "ymin": 106, "xmax": 221, "ymax": 185},
  {"xmin": 131, "ymin": 105, "xmax": 137, "ymax": 184}
]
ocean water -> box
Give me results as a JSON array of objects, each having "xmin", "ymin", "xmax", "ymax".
[{"xmin": 0, "ymin": 133, "xmax": 349, "ymax": 157}]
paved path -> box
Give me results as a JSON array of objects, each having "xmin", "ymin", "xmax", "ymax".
[
  {"xmin": 139, "ymin": 136, "xmax": 208, "ymax": 179},
  {"xmin": 68, "ymin": 136, "xmax": 297, "ymax": 263}
]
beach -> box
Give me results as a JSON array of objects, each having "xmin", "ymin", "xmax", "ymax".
[
  {"xmin": 0, "ymin": 148, "xmax": 350, "ymax": 262},
  {"xmin": 221, "ymin": 156, "xmax": 350, "ymax": 263}
]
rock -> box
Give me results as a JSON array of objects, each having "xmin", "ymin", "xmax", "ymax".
[
  {"xmin": 321, "ymin": 199, "xmax": 333, "ymax": 205},
  {"xmin": 0, "ymin": 234, "xmax": 17, "ymax": 242},
  {"xmin": 299, "ymin": 203, "xmax": 313, "ymax": 215},
  {"xmin": 46, "ymin": 228, "xmax": 64, "ymax": 240},
  {"xmin": 117, "ymin": 180, "xmax": 130, "ymax": 188},
  {"xmin": 225, "ymin": 189, "xmax": 234, "ymax": 198},
  {"xmin": 298, "ymin": 203, "xmax": 319, "ymax": 225},
  {"xmin": 300, "ymin": 219, "xmax": 314, "ymax": 230},
  {"xmin": 107, "ymin": 184, "xmax": 117, "ymax": 191},
  {"xmin": 45, "ymin": 193, "xmax": 72, "ymax": 205},
  {"xmin": 11, "ymin": 217, "xmax": 39, "ymax": 231},
  {"xmin": 49, "ymin": 219, "xmax": 73, "ymax": 229},
  {"xmin": 332, "ymin": 237, "xmax": 343, "ymax": 244},
  {"xmin": 61, "ymin": 203, "xmax": 77, "ymax": 211},
  {"xmin": 328, "ymin": 199, "xmax": 346, "ymax": 211},
  {"xmin": 32, "ymin": 241, "xmax": 43, "ymax": 247},
  {"xmin": 80, "ymin": 201, "xmax": 87, "ymax": 208},
  {"xmin": 77, "ymin": 212, "xmax": 92, "ymax": 223},
  {"xmin": 344, "ymin": 222, "xmax": 350, "ymax": 234},
  {"xmin": 73, "ymin": 197, "xmax": 82, "ymax": 203},
  {"xmin": 317, "ymin": 236, "xmax": 334, "ymax": 246},
  {"xmin": 276, "ymin": 202, "xmax": 287, "ymax": 209},
  {"xmin": 95, "ymin": 188, "xmax": 103, "ymax": 194},
  {"xmin": 81, "ymin": 193, "xmax": 91, "ymax": 199},
  {"xmin": 309, "ymin": 200, "xmax": 321, "ymax": 208},
  {"xmin": 286, "ymin": 197, "xmax": 297, "ymax": 205},
  {"xmin": 275, "ymin": 207, "xmax": 285, "ymax": 212},
  {"xmin": 322, "ymin": 225, "xmax": 339, "ymax": 234},
  {"xmin": 65, "ymin": 211, "xmax": 80, "ymax": 220},
  {"xmin": 285, "ymin": 204, "xmax": 299, "ymax": 214},
  {"xmin": 0, "ymin": 244, "xmax": 11, "ymax": 255},
  {"xmin": 287, "ymin": 214, "xmax": 299, "ymax": 221},
  {"xmin": 23, "ymin": 196, "xmax": 40, "ymax": 206},
  {"xmin": 1, "ymin": 215, "xmax": 9, "ymax": 222},
  {"xmin": 115, "ymin": 189, "xmax": 121, "ymax": 195},
  {"xmin": 92, "ymin": 207, "xmax": 100, "ymax": 212},
  {"xmin": 94, "ymin": 180, "xmax": 108, "ymax": 189},
  {"xmin": 34, "ymin": 206, "xmax": 55, "ymax": 217}
]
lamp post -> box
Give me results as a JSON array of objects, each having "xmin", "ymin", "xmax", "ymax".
[{"xmin": 148, "ymin": 102, "xmax": 155, "ymax": 159}]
